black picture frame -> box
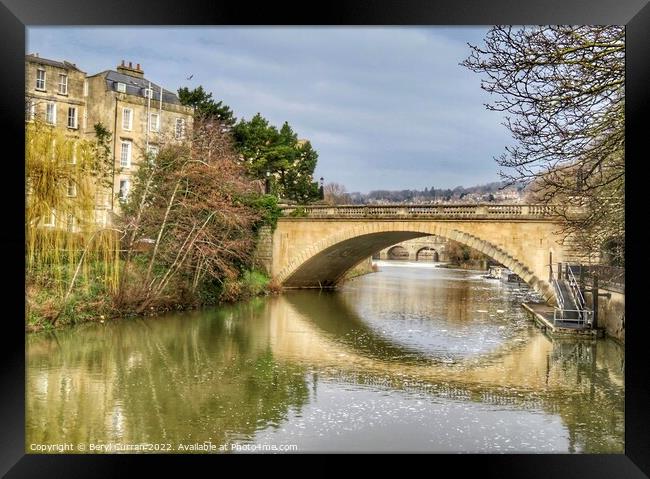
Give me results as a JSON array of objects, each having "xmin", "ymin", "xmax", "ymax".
[{"xmin": 2, "ymin": 0, "xmax": 648, "ymax": 475}]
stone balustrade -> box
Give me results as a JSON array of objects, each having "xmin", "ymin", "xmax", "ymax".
[{"xmin": 279, "ymin": 204, "xmax": 558, "ymax": 219}]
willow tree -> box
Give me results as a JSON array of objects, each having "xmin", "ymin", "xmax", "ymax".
[
  {"xmin": 462, "ymin": 26, "xmax": 625, "ymax": 265},
  {"xmin": 26, "ymin": 120, "xmax": 120, "ymax": 315}
]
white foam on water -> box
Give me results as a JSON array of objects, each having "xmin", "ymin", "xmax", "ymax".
[{"xmin": 373, "ymin": 260, "xmax": 446, "ymax": 269}]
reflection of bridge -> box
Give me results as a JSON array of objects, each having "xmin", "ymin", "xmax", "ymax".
[
  {"xmin": 250, "ymin": 292, "xmax": 623, "ymax": 452},
  {"xmin": 258, "ymin": 204, "xmax": 578, "ymax": 303},
  {"xmin": 267, "ymin": 293, "xmax": 624, "ymax": 406}
]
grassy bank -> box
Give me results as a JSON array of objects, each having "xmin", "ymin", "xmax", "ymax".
[{"xmin": 26, "ymin": 267, "xmax": 275, "ymax": 333}]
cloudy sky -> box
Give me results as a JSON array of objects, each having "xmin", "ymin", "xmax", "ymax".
[{"xmin": 27, "ymin": 27, "xmax": 514, "ymax": 193}]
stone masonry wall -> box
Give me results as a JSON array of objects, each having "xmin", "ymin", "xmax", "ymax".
[
  {"xmin": 597, "ymin": 290, "xmax": 625, "ymax": 343},
  {"xmin": 253, "ymin": 226, "xmax": 273, "ymax": 275}
]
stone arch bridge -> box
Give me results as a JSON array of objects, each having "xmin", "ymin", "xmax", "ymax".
[
  {"xmin": 377, "ymin": 236, "xmax": 449, "ymax": 262},
  {"xmin": 256, "ymin": 204, "xmax": 577, "ymax": 304}
]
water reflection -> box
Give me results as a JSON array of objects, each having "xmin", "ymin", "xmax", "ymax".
[
  {"xmin": 27, "ymin": 265, "xmax": 624, "ymax": 453},
  {"xmin": 27, "ymin": 299, "xmax": 310, "ymax": 448}
]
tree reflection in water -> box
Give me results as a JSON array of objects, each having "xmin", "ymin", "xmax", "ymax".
[{"xmin": 27, "ymin": 268, "xmax": 624, "ymax": 453}]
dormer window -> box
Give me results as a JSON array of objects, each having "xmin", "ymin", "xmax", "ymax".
[
  {"xmin": 144, "ymin": 87, "xmax": 153, "ymax": 98},
  {"xmin": 116, "ymin": 82, "xmax": 126, "ymax": 93}
]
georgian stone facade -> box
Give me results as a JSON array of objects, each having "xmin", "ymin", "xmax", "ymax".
[
  {"xmin": 26, "ymin": 55, "xmax": 195, "ymax": 221},
  {"xmin": 25, "ymin": 54, "xmax": 87, "ymax": 137}
]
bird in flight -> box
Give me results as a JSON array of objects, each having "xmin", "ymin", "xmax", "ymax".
[{"xmin": 186, "ymin": 74, "xmax": 194, "ymax": 80}]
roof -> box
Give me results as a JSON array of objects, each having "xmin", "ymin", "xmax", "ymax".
[
  {"xmin": 25, "ymin": 54, "xmax": 84, "ymax": 72},
  {"xmin": 90, "ymin": 70, "xmax": 183, "ymax": 105}
]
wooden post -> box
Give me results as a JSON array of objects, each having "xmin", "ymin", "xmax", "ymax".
[
  {"xmin": 557, "ymin": 262, "xmax": 562, "ymax": 281},
  {"xmin": 592, "ymin": 275, "xmax": 599, "ymax": 328},
  {"xmin": 549, "ymin": 252, "xmax": 553, "ymax": 282}
]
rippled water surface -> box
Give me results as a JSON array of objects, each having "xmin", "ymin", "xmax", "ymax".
[{"xmin": 27, "ymin": 262, "xmax": 624, "ymax": 453}]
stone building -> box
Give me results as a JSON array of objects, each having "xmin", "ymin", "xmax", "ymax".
[
  {"xmin": 85, "ymin": 60, "xmax": 194, "ymax": 213},
  {"xmin": 25, "ymin": 54, "xmax": 87, "ymax": 138},
  {"xmin": 26, "ymin": 55, "xmax": 195, "ymax": 224}
]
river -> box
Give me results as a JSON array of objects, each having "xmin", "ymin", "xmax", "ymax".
[{"xmin": 26, "ymin": 261, "xmax": 624, "ymax": 453}]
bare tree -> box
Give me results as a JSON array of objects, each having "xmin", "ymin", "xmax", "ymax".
[
  {"xmin": 462, "ymin": 26, "xmax": 624, "ymax": 265},
  {"xmin": 118, "ymin": 118, "xmax": 263, "ymax": 311},
  {"xmin": 323, "ymin": 182, "xmax": 351, "ymax": 205}
]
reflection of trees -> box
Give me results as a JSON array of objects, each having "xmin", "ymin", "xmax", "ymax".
[
  {"xmin": 543, "ymin": 339, "xmax": 624, "ymax": 453},
  {"xmin": 26, "ymin": 299, "xmax": 310, "ymax": 449}
]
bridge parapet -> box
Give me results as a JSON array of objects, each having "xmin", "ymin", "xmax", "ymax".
[{"xmin": 280, "ymin": 204, "xmax": 557, "ymax": 219}]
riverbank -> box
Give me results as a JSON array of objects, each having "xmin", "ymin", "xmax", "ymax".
[{"xmin": 26, "ymin": 268, "xmax": 275, "ymax": 333}]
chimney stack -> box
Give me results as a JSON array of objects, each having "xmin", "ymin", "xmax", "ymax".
[{"xmin": 116, "ymin": 60, "xmax": 144, "ymax": 79}]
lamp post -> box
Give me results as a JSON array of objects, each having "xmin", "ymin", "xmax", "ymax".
[
  {"xmin": 265, "ymin": 170, "xmax": 271, "ymax": 195},
  {"xmin": 319, "ymin": 177, "xmax": 324, "ymax": 201}
]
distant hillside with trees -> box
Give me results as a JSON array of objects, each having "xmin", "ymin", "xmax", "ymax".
[{"xmin": 346, "ymin": 181, "xmax": 526, "ymax": 205}]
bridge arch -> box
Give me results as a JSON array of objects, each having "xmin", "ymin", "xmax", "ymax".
[
  {"xmin": 387, "ymin": 245, "xmax": 410, "ymax": 260},
  {"xmin": 276, "ymin": 222, "xmax": 554, "ymax": 303},
  {"xmin": 416, "ymin": 246, "xmax": 439, "ymax": 262}
]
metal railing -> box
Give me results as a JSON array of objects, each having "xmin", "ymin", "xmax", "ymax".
[
  {"xmin": 553, "ymin": 307, "xmax": 594, "ymax": 326},
  {"xmin": 569, "ymin": 264, "xmax": 624, "ymax": 292},
  {"xmin": 552, "ymin": 278, "xmax": 565, "ymax": 311},
  {"xmin": 550, "ymin": 262, "xmax": 594, "ymax": 328},
  {"xmin": 280, "ymin": 204, "xmax": 559, "ymax": 219},
  {"xmin": 566, "ymin": 264, "xmax": 588, "ymax": 318}
]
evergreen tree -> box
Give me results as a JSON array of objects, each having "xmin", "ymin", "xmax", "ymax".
[
  {"xmin": 232, "ymin": 114, "xmax": 320, "ymax": 203},
  {"xmin": 177, "ymin": 86, "xmax": 236, "ymax": 127}
]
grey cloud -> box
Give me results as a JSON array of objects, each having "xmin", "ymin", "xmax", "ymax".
[{"xmin": 28, "ymin": 26, "xmax": 511, "ymax": 192}]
